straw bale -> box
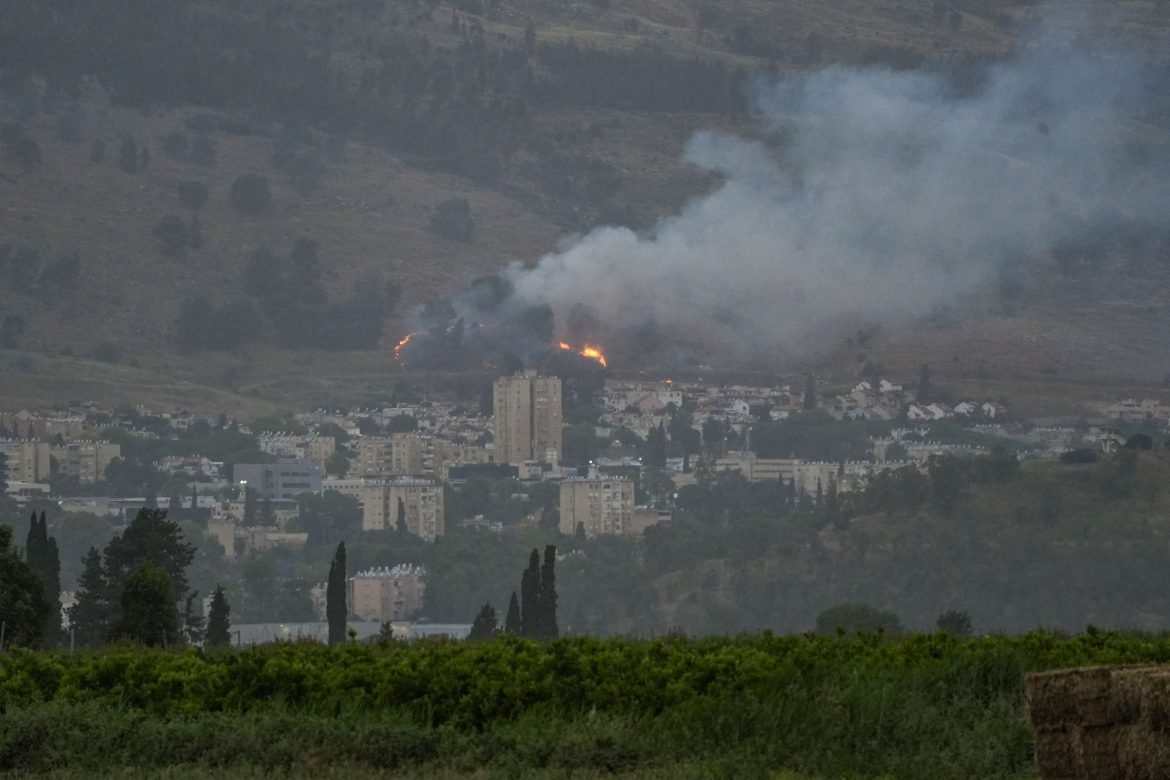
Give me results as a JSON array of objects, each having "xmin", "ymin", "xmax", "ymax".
[
  {"xmin": 1033, "ymin": 725, "xmax": 1078, "ymax": 779},
  {"xmin": 1027, "ymin": 667, "xmax": 1112, "ymax": 728},
  {"xmin": 1073, "ymin": 724, "xmax": 1126, "ymax": 780},
  {"xmin": 1118, "ymin": 723, "xmax": 1170, "ymax": 780},
  {"xmin": 1140, "ymin": 671, "xmax": 1170, "ymax": 733},
  {"xmin": 1070, "ymin": 665, "xmax": 1163, "ymax": 726}
]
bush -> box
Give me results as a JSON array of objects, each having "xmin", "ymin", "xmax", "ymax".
[
  {"xmin": 230, "ymin": 174, "xmax": 272, "ymax": 215},
  {"xmin": 815, "ymin": 602, "xmax": 903, "ymax": 636},
  {"xmin": 152, "ymin": 215, "xmax": 189, "ymax": 255},
  {"xmin": 429, "ymin": 198, "xmax": 474, "ymax": 242}
]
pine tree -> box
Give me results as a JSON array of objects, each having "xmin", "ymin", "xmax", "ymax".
[
  {"xmin": 396, "ymin": 497, "xmax": 407, "ymax": 534},
  {"xmin": 468, "ymin": 603, "xmax": 497, "ymax": 640},
  {"xmin": 326, "ymin": 541, "xmax": 347, "ymax": 645},
  {"xmin": 110, "ymin": 564, "xmax": 180, "ymax": 648},
  {"xmin": 102, "ymin": 508, "xmax": 196, "ymax": 638},
  {"xmin": 260, "ymin": 496, "xmax": 274, "ymax": 526},
  {"xmin": 206, "ymin": 584, "xmax": 232, "ymax": 647},
  {"xmin": 917, "ymin": 364, "xmax": 932, "ymax": 403},
  {"xmin": 68, "ymin": 546, "xmax": 111, "ymax": 648},
  {"xmin": 519, "ymin": 548, "xmax": 540, "ymax": 638},
  {"xmin": 540, "ymin": 545, "xmax": 558, "ymax": 640},
  {"xmin": 504, "ymin": 591, "xmax": 521, "ymax": 633},
  {"xmin": 803, "ymin": 375, "xmax": 817, "ymax": 410},
  {"xmin": 191, "ymin": 485, "xmax": 199, "ymax": 511}
]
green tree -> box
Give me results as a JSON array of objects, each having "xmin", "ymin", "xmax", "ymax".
[
  {"xmin": 110, "ymin": 563, "xmax": 180, "ymax": 647},
  {"xmin": 230, "ymin": 173, "xmax": 271, "ymax": 215},
  {"xmin": 468, "ymin": 603, "xmax": 497, "ymax": 640},
  {"xmin": 152, "ymin": 214, "xmax": 190, "ymax": 255},
  {"xmin": 936, "ymin": 609, "xmax": 972, "ymax": 636},
  {"xmin": 814, "ymin": 602, "xmax": 903, "ymax": 636},
  {"xmin": 25, "ymin": 511, "xmax": 62, "ymax": 646},
  {"xmin": 0, "ymin": 524, "xmax": 50, "ymax": 648},
  {"xmin": 102, "ymin": 509, "xmax": 195, "ymax": 634},
  {"xmin": 540, "ymin": 544, "xmax": 558, "ymax": 640},
  {"xmin": 803, "ymin": 375, "xmax": 817, "ymax": 411},
  {"xmin": 67, "ymin": 546, "xmax": 111, "ymax": 648},
  {"xmin": 325, "ymin": 451, "xmax": 350, "ymax": 477},
  {"xmin": 504, "ymin": 591, "xmax": 521, "ymax": 633},
  {"xmin": 917, "ymin": 364, "xmax": 932, "ymax": 403},
  {"xmin": 327, "ymin": 541, "xmax": 347, "ymax": 645},
  {"xmin": 519, "ymin": 548, "xmax": 540, "ymax": 638},
  {"xmin": 206, "ymin": 584, "xmax": 232, "ymax": 647},
  {"xmin": 428, "ymin": 198, "xmax": 474, "ymax": 242},
  {"xmin": 396, "ymin": 497, "xmax": 407, "ymax": 534}
]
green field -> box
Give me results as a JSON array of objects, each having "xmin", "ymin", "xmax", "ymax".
[{"xmin": 3, "ymin": 631, "xmax": 1169, "ymax": 778}]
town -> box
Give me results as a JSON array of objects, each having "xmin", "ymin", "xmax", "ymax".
[{"xmin": 2, "ymin": 366, "xmax": 1166, "ymax": 643}]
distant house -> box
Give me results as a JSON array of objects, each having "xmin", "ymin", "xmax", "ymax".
[
  {"xmin": 907, "ymin": 403, "xmax": 933, "ymax": 422},
  {"xmin": 982, "ymin": 402, "xmax": 1007, "ymax": 419},
  {"xmin": 954, "ymin": 401, "xmax": 978, "ymax": 417}
]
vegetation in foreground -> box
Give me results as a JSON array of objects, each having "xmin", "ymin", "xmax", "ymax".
[{"xmin": 3, "ymin": 630, "xmax": 1170, "ymax": 778}]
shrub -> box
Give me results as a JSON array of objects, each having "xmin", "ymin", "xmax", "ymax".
[{"xmin": 230, "ymin": 174, "xmax": 272, "ymax": 215}]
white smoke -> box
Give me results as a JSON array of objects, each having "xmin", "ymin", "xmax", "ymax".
[{"xmin": 505, "ymin": 12, "xmax": 1170, "ymax": 356}]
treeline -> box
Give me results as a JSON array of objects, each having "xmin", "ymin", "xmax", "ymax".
[{"xmin": 1, "ymin": 0, "xmax": 748, "ymax": 182}]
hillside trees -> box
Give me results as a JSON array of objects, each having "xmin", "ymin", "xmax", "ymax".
[
  {"xmin": 230, "ymin": 174, "xmax": 271, "ymax": 215},
  {"xmin": 519, "ymin": 545, "xmax": 558, "ymax": 639}
]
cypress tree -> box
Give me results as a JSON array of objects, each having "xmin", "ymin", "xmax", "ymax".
[
  {"xmin": 917, "ymin": 363, "xmax": 932, "ymax": 404},
  {"xmin": 504, "ymin": 591, "xmax": 521, "ymax": 633},
  {"xmin": 540, "ymin": 545, "xmax": 558, "ymax": 640},
  {"xmin": 26, "ymin": 512, "xmax": 61, "ymax": 646},
  {"xmin": 803, "ymin": 375, "xmax": 817, "ymax": 410},
  {"xmin": 519, "ymin": 548, "xmax": 540, "ymax": 638},
  {"xmin": 396, "ymin": 497, "xmax": 407, "ymax": 534},
  {"xmin": 326, "ymin": 541, "xmax": 347, "ymax": 645},
  {"xmin": 206, "ymin": 584, "xmax": 231, "ymax": 647},
  {"xmin": 68, "ymin": 546, "xmax": 111, "ymax": 648},
  {"xmin": 243, "ymin": 487, "xmax": 257, "ymax": 525},
  {"xmin": 468, "ymin": 603, "xmax": 497, "ymax": 640}
]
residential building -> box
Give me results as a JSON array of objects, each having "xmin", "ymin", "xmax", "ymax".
[
  {"xmin": 347, "ymin": 565, "xmax": 427, "ymax": 623},
  {"xmin": 0, "ymin": 440, "xmax": 51, "ymax": 483},
  {"xmin": 360, "ymin": 479, "xmax": 444, "ymax": 540},
  {"xmin": 356, "ymin": 434, "xmax": 424, "ymax": 478},
  {"xmin": 234, "ymin": 460, "xmax": 322, "ymax": 500},
  {"xmin": 54, "ymin": 441, "xmax": 121, "ymax": 484},
  {"xmin": 559, "ymin": 477, "xmax": 635, "ymax": 538},
  {"xmin": 493, "ymin": 371, "xmax": 562, "ymax": 465}
]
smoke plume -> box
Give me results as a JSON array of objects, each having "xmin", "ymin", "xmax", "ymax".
[{"xmin": 503, "ymin": 12, "xmax": 1170, "ymax": 361}]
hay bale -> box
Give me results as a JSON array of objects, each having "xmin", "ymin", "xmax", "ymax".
[
  {"xmin": 1028, "ymin": 667, "xmax": 1112, "ymax": 728},
  {"xmin": 1033, "ymin": 725, "xmax": 1078, "ymax": 779},
  {"xmin": 1142, "ymin": 671, "xmax": 1170, "ymax": 734},
  {"xmin": 1074, "ymin": 724, "xmax": 1126, "ymax": 780},
  {"xmin": 1118, "ymin": 723, "xmax": 1170, "ymax": 780},
  {"xmin": 1102, "ymin": 667, "xmax": 1158, "ymax": 725}
]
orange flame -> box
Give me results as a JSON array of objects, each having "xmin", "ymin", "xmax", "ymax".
[
  {"xmin": 558, "ymin": 340, "xmax": 607, "ymax": 368},
  {"xmin": 394, "ymin": 332, "xmax": 417, "ymax": 361}
]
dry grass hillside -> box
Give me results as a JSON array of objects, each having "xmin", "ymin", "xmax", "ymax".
[{"xmin": 0, "ymin": 0, "xmax": 1168, "ymax": 415}]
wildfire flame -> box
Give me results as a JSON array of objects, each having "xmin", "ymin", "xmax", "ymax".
[
  {"xmin": 394, "ymin": 332, "xmax": 417, "ymax": 361},
  {"xmin": 558, "ymin": 341, "xmax": 608, "ymax": 368}
]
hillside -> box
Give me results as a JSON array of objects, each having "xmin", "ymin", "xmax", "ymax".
[{"xmin": 1, "ymin": 0, "xmax": 1169, "ymax": 414}]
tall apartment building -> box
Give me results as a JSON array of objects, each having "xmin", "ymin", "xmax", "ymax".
[
  {"xmin": 258, "ymin": 434, "xmax": 336, "ymax": 468},
  {"xmin": 0, "ymin": 440, "xmax": 51, "ymax": 483},
  {"xmin": 348, "ymin": 565, "xmax": 427, "ymax": 623},
  {"xmin": 356, "ymin": 434, "xmax": 424, "ymax": 477},
  {"xmin": 361, "ymin": 479, "xmax": 444, "ymax": 541},
  {"xmin": 493, "ymin": 370, "xmax": 562, "ymax": 465},
  {"xmin": 559, "ymin": 477, "xmax": 635, "ymax": 538},
  {"xmin": 234, "ymin": 460, "xmax": 322, "ymax": 500},
  {"xmin": 51, "ymin": 441, "xmax": 122, "ymax": 484}
]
